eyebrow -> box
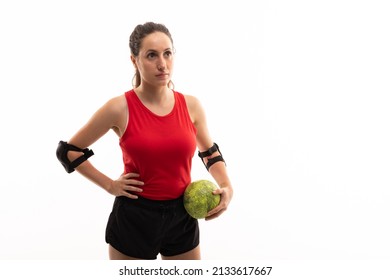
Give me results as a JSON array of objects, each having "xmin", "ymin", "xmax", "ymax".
[{"xmin": 146, "ymin": 48, "xmax": 172, "ymax": 53}]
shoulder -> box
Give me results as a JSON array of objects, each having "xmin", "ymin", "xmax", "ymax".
[
  {"xmin": 183, "ymin": 94, "xmax": 202, "ymax": 111},
  {"xmin": 92, "ymin": 93, "xmax": 128, "ymax": 127},
  {"xmin": 96, "ymin": 93, "xmax": 128, "ymax": 136},
  {"xmin": 103, "ymin": 93, "xmax": 127, "ymax": 113},
  {"xmin": 182, "ymin": 93, "xmax": 206, "ymax": 125}
]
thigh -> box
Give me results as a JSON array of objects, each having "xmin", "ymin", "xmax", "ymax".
[
  {"xmin": 161, "ymin": 245, "xmax": 201, "ymax": 260},
  {"xmin": 108, "ymin": 245, "xmax": 144, "ymax": 260}
]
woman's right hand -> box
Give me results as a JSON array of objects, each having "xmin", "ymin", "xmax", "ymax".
[{"xmin": 107, "ymin": 173, "xmax": 144, "ymax": 199}]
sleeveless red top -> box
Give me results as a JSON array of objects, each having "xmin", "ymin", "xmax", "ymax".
[{"xmin": 119, "ymin": 90, "xmax": 197, "ymax": 200}]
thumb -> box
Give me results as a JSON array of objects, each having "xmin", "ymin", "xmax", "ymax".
[{"xmin": 212, "ymin": 188, "xmax": 223, "ymax": 195}]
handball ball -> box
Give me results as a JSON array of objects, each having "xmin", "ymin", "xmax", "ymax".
[{"xmin": 183, "ymin": 180, "xmax": 220, "ymax": 219}]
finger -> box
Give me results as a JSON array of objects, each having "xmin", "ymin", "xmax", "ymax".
[
  {"xmin": 206, "ymin": 204, "xmax": 223, "ymax": 217},
  {"xmin": 125, "ymin": 179, "xmax": 144, "ymax": 186},
  {"xmin": 207, "ymin": 199, "xmax": 228, "ymax": 217},
  {"xmin": 123, "ymin": 173, "xmax": 140, "ymax": 178},
  {"xmin": 124, "ymin": 185, "xmax": 143, "ymax": 193},
  {"xmin": 205, "ymin": 209, "xmax": 225, "ymax": 221},
  {"xmin": 121, "ymin": 192, "xmax": 139, "ymax": 199},
  {"xmin": 212, "ymin": 188, "xmax": 223, "ymax": 195}
]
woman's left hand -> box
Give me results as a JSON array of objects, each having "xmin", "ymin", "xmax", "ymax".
[{"xmin": 205, "ymin": 185, "xmax": 233, "ymax": 221}]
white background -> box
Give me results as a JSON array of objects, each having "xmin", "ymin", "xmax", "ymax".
[{"xmin": 0, "ymin": 0, "xmax": 389, "ymax": 261}]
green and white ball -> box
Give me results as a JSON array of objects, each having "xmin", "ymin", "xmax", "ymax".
[{"xmin": 183, "ymin": 180, "xmax": 220, "ymax": 219}]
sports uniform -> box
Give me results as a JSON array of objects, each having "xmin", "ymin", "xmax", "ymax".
[{"xmin": 105, "ymin": 89, "xmax": 199, "ymax": 259}]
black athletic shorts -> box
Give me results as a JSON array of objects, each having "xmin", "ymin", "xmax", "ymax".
[{"xmin": 105, "ymin": 195, "xmax": 199, "ymax": 259}]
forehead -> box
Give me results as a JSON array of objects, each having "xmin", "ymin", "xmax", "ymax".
[{"xmin": 140, "ymin": 32, "xmax": 172, "ymax": 51}]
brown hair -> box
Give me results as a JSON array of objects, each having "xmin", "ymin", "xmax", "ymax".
[{"xmin": 129, "ymin": 22, "xmax": 174, "ymax": 88}]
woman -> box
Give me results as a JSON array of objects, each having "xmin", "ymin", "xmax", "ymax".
[{"xmin": 56, "ymin": 22, "xmax": 233, "ymax": 260}]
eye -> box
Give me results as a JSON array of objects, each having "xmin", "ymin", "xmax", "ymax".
[
  {"xmin": 164, "ymin": 51, "xmax": 172, "ymax": 57},
  {"xmin": 147, "ymin": 52, "xmax": 156, "ymax": 59}
]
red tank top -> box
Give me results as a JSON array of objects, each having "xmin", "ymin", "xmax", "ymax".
[{"xmin": 119, "ymin": 89, "xmax": 197, "ymax": 200}]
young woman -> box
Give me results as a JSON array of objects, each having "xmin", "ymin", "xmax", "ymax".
[{"xmin": 56, "ymin": 22, "xmax": 233, "ymax": 260}]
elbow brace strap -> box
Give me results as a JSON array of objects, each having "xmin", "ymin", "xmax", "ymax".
[
  {"xmin": 198, "ymin": 142, "xmax": 226, "ymax": 171},
  {"xmin": 56, "ymin": 140, "xmax": 94, "ymax": 173}
]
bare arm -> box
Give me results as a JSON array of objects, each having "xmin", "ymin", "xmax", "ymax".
[
  {"xmin": 185, "ymin": 95, "xmax": 233, "ymax": 220},
  {"xmin": 65, "ymin": 95, "xmax": 144, "ymax": 199}
]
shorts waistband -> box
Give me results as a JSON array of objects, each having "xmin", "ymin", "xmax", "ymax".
[{"xmin": 118, "ymin": 195, "xmax": 184, "ymax": 210}]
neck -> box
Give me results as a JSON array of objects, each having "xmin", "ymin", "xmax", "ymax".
[{"xmin": 135, "ymin": 84, "xmax": 172, "ymax": 104}]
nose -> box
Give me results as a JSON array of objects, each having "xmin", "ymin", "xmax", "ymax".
[{"xmin": 157, "ymin": 55, "xmax": 166, "ymax": 71}]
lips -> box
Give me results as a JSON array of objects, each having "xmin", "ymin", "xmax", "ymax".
[{"xmin": 156, "ymin": 73, "xmax": 169, "ymax": 77}]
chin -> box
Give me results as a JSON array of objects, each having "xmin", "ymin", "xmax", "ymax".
[{"xmin": 156, "ymin": 81, "xmax": 169, "ymax": 87}]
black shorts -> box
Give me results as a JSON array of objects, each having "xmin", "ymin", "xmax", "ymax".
[{"xmin": 105, "ymin": 195, "xmax": 199, "ymax": 259}]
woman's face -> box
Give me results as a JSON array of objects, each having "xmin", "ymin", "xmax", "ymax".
[{"xmin": 133, "ymin": 32, "xmax": 174, "ymax": 88}]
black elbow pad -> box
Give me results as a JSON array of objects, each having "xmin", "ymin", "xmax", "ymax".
[
  {"xmin": 56, "ymin": 141, "xmax": 94, "ymax": 173},
  {"xmin": 198, "ymin": 142, "xmax": 226, "ymax": 171}
]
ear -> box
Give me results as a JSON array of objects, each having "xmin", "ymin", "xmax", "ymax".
[{"xmin": 130, "ymin": 55, "xmax": 137, "ymax": 68}]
